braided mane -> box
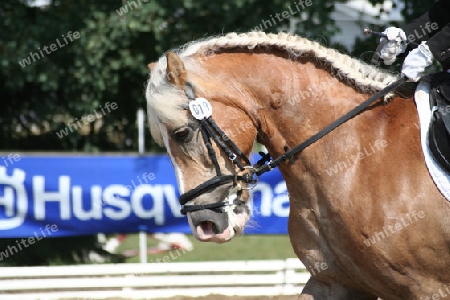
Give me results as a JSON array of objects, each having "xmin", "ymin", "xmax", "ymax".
[
  {"xmin": 146, "ymin": 31, "xmax": 398, "ymax": 145},
  {"xmin": 149, "ymin": 31, "xmax": 397, "ymax": 95}
]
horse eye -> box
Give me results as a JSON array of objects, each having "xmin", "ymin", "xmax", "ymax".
[{"xmin": 173, "ymin": 127, "xmax": 192, "ymax": 143}]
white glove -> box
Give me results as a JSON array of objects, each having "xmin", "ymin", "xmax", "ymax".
[
  {"xmin": 379, "ymin": 27, "xmax": 408, "ymax": 65},
  {"xmin": 401, "ymin": 41, "xmax": 434, "ymax": 81}
]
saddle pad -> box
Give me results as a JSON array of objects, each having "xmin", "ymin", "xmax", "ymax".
[{"xmin": 414, "ymin": 80, "xmax": 450, "ymax": 202}]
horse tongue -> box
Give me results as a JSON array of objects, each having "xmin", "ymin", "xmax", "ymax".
[
  {"xmin": 200, "ymin": 221, "xmax": 214, "ymax": 235},
  {"xmin": 194, "ymin": 221, "xmax": 215, "ymax": 240}
]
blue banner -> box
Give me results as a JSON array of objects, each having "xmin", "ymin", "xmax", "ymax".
[{"xmin": 0, "ymin": 154, "xmax": 288, "ymax": 238}]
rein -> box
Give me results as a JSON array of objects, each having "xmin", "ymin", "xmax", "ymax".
[
  {"xmin": 178, "ymin": 77, "xmax": 405, "ymax": 214},
  {"xmin": 254, "ymin": 77, "xmax": 406, "ymax": 176}
]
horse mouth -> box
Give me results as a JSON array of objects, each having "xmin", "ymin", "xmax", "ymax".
[
  {"xmin": 194, "ymin": 221, "xmax": 232, "ymax": 243},
  {"xmin": 188, "ymin": 209, "xmax": 249, "ymax": 243},
  {"xmin": 190, "ymin": 215, "xmax": 234, "ymax": 243},
  {"xmin": 199, "ymin": 221, "xmax": 217, "ymax": 235}
]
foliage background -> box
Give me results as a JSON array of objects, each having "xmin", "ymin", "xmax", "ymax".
[
  {"xmin": 0, "ymin": 0, "xmax": 436, "ymax": 265},
  {"xmin": 2, "ymin": 0, "xmax": 432, "ymax": 153}
]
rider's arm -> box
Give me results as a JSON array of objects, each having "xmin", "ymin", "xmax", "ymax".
[
  {"xmin": 401, "ymin": 0, "xmax": 450, "ymax": 69},
  {"xmin": 427, "ymin": 25, "xmax": 450, "ymax": 70}
]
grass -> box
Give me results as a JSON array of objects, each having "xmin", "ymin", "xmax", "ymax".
[{"xmin": 116, "ymin": 234, "xmax": 297, "ymax": 263}]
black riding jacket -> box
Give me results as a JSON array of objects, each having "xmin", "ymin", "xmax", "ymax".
[{"xmin": 401, "ymin": 0, "xmax": 450, "ymax": 70}]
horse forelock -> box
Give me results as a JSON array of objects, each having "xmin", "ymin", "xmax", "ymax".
[
  {"xmin": 146, "ymin": 37, "xmax": 217, "ymax": 146},
  {"xmin": 146, "ymin": 31, "xmax": 398, "ymax": 144}
]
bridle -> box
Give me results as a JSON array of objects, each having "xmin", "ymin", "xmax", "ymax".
[
  {"xmin": 179, "ymin": 83, "xmax": 257, "ymax": 214},
  {"xmin": 178, "ymin": 78, "xmax": 406, "ymax": 214}
]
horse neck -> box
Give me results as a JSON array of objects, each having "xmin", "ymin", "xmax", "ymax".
[
  {"xmin": 234, "ymin": 54, "xmax": 373, "ymax": 160},
  {"xmin": 215, "ymin": 53, "xmax": 418, "ymax": 197},
  {"xmin": 192, "ymin": 52, "xmax": 417, "ymax": 188}
]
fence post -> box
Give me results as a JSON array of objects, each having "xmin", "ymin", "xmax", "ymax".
[
  {"xmin": 137, "ymin": 109, "xmax": 147, "ymax": 263},
  {"xmin": 137, "ymin": 108, "xmax": 145, "ymax": 154}
]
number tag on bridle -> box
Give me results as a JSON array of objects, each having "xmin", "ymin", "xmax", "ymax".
[{"xmin": 188, "ymin": 98, "xmax": 212, "ymax": 120}]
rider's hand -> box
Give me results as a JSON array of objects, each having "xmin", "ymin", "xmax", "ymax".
[
  {"xmin": 378, "ymin": 27, "xmax": 407, "ymax": 65},
  {"xmin": 401, "ymin": 41, "xmax": 434, "ymax": 82}
]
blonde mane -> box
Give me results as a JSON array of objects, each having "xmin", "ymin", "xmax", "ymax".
[{"xmin": 146, "ymin": 31, "xmax": 398, "ymax": 144}]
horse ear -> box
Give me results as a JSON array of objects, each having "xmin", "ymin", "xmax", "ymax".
[
  {"xmin": 147, "ymin": 62, "xmax": 157, "ymax": 71},
  {"xmin": 166, "ymin": 52, "xmax": 186, "ymax": 87}
]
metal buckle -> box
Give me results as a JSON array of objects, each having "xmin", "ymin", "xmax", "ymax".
[
  {"xmin": 228, "ymin": 153, "xmax": 237, "ymax": 161},
  {"xmin": 234, "ymin": 166, "xmax": 259, "ymax": 190}
]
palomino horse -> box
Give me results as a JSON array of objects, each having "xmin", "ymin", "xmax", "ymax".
[{"xmin": 146, "ymin": 32, "xmax": 450, "ymax": 299}]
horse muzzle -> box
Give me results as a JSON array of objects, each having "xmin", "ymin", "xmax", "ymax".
[{"xmin": 186, "ymin": 200, "xmax": 250, "ymax": 243}]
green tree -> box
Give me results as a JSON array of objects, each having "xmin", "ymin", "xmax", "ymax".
[{"xmin": 0, "ymin": 0, "xmax": 345, "ymax": 152}]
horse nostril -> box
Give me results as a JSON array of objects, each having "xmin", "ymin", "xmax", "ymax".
[
  {"xmin": 233, "ymin": 204, "xmax": 247, "ymax": 214},
  {"xmin": 212, "ymin": 222, "xmax": 220, "ymax": 234}
]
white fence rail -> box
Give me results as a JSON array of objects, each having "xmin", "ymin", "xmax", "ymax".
[{"xmin": 0, "ymin": 258, "xmax": 310, "ymax": 300}]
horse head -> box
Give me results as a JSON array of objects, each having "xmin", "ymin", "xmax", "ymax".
[{"xmin": 146, "ymin": 52, "xmax": 257, "ymax": 243}]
